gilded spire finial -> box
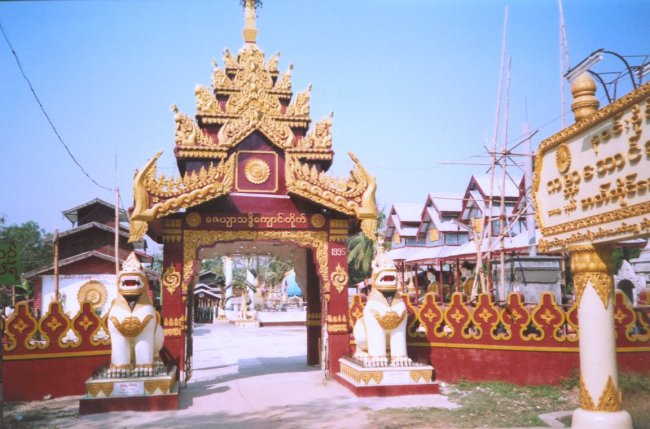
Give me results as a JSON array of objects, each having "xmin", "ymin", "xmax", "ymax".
[
  {"xmin": 242, "ymin": 0, "xmax": 258, "ymax": 44},
  {"xmin": 570, "ymin": 72, "xmax": 599, "ymax": 122}
]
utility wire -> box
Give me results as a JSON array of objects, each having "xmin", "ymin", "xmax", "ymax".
[{"xmin": 0, "ymin": 20, "xmax": 113, "ymax": 192}]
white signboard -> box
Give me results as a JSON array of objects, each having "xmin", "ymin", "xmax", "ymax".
[{"xmin": 534, "ymin": 83, "xmax": 650, "ymax": 251}]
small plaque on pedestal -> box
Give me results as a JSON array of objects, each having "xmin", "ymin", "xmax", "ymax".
[
  {"xmin": 337, "ymin": 357, "xmax": 439, "ymax": 397},
  {"xmin": 235, "ymin": 319, "xmax": 260, "ymax": 328},
  {"xmin": 114, "ymin": 381, "xmax": 145, "ymax": 396},
  {"xmin": 214, "ymin": 316, "xmax": 230, "ymax": 325}
]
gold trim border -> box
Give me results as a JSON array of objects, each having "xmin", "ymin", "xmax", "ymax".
[
  {"xmin": 4, "ymin": 349, "xmax": 111, "ymax": 361},
  {"xmin": 407, "ymin": 341, "xmax": 650, "ymax": 353},
  {"xmin": 540, "ymin": 201, "xmax": 650, "ymax": 237}
]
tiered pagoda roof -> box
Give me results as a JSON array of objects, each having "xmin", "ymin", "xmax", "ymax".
[
  {"xmin": 129, "ymin": 3, "xmax": 377, "ymax": 242},
  {"xmin": 25, "ymin": 199, "xmax": 150, "ymax": 278}
]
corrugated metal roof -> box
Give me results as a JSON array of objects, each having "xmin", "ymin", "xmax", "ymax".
[
  {"xmin": 397, "ymin": 226, "xmax": 419, "ymax": 237},
  {"xmin": 472, "ymin": 175, "xmax": 521, "ymax": 198},
  {"xmin": 437, "ymin": 220, "xmax": 467, "ymax": 233},
  {"xmin": 386, "ymin": 246, "xmax": 421, "ymax": 261},
  {"xmin": 392, "ymin": 203, "xmax": 423, "ymax": 223},
  {"xmin": 429, "ymin": 193, "xmax": 464, "ymax": 213},
  {"xmin": 405, "ymin": 246, "xmax": 444, "ymax": 263}
]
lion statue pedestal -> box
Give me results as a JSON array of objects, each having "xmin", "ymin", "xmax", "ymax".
[
  {"xmin": 79, "ymin": 252, "xmax": 179, "ymax": 414},
  {"xmin": 338, "ymin": 247, "xmax": 438, "ymax": 396}
]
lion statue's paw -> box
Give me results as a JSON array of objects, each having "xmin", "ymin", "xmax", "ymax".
[{"xmin": 389, "ymin": 355, "xmax": 413, "ymax": 367}]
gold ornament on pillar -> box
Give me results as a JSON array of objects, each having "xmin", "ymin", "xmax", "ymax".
[
  {"xmin": 330, "ymin": 263, "xmax": 349, "ymax": 294},
  {"xmin": 181, "ymin": 259, "xmax": 195, "ymax": 302},
  {"xmin": 162, "ymin": 266, "xmax": 181, "ymax": 296},
  {"xmin": 570, "ymin": 245, "xmax": 614, "ymax": 308},
  {"xmin": 580, "ymin": 375, "xmax": 622, "ymax": 412}
]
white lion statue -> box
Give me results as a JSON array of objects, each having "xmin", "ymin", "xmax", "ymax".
[
  {"xmin": 353, "ymin": 247, "xmax": 412, "ymax": 367},
  {"xmin": 107, "ymin": 252, "xmax": 164, "ymax": 375}
]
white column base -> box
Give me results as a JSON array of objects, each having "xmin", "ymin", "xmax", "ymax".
[{"xmin": 572, "ymin": 408, "xmax": 632, "ymax": 429}]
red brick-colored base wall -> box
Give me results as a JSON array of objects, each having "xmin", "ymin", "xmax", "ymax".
[
  {"xmin": 4, "ymin": 354, "xmax": 110, "ymax": 401},
  {"xmin": 349, "ymin": 291, "xmax": 650, "ymax": 386}
]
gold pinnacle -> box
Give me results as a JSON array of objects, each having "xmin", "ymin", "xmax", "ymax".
[
  {"xmin": 570, "ymin": 72, "xmax": 599, "ymax": 123},
  {"xmin": 243, "ymin": 0, "xmax": 257, "ymax": 44}
]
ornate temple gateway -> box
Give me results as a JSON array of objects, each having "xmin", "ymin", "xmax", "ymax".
[{"xmin": 128, "ymin": 1, "xmax": 377, "ymax": 378}]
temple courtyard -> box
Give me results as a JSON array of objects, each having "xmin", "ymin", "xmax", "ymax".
[{"xmin": 2, "ymin": 322, "xmax": 603, "ymax": 429}]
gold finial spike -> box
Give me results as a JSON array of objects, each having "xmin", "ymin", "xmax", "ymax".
[
  {"xmin": 570, "ymin": 72, "xmax": 599, "ymax": 123},
  {"xmin": 243, "ymin": 0, "xmax": 258, "ymax": 44}
]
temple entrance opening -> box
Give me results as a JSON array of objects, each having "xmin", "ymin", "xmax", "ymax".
[{"xmin": 186, "ymin": 240, "xmax": 323, "ymax": 381}]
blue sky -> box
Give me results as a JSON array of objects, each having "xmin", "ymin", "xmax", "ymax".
[{"xmin": 1, "ymin": 0, "xmax": 649, "ymax": 233}]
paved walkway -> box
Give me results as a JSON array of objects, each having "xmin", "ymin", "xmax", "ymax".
[{"xmin": 4, "ymin": 323, "xmax": 567, "ymax": 428}]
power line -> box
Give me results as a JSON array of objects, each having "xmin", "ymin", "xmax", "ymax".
[{"xmin": 0, "ymin": 20, "xmax": 113, "ymax": 192}]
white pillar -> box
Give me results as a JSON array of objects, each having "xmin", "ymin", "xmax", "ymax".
[
  {"xmin": 224, "ymin": 256, "xmax": 233, "ymax": 310},
  {"xmin": 570, "ymin": 246, "xmax": 632, "ymax": 429}
]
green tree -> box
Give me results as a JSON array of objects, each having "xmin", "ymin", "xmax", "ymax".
[
  {"xmin": 612, "ymin": 246, "xmax": 642, "ymax": 271},
  {"xmin": 348, "ymin": 233, "xmax": 375, "ymax": 285},
  {"xmin": 151, "ymin": 252, "xmax": 164, "ymax": 273},
  {"xmin": 259, "ymin": 256, "xmax": 293, "ymax": 287},
  {"xmin": 201, "ymin": 257, "xmax": 224, "ymax": 275},
  {"xmin": 347, "ymin": 209, "xmax": 387, "ymax": 285},
  {"xmin": 0, "ymin": 217, "xmax": 53, "ymax": 304}
]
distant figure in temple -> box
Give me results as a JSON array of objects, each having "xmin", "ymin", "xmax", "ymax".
[
  {"xmin": 238, "ymin": 293, "xmax": 251, "ymax": 320},
  {"xmin": 283, "ymin": 269, "xmax": 302, "ymax": 298},
  {"xmin": 460, "ymin": 262, "xmax": 475, "ymax": 298}
]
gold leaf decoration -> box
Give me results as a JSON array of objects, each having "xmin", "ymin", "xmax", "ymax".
[
  {"xmin": 129, "ymin": 153, "xmax": 235, "ymax": 242},
  {"xmin": 195, "ymin": 85, "xmax": 221, "ymax": 115},
  {"xmin": 574, "ymin": 273, "xmax": 613, "ymax": 309},
  {"xmin": 298, "ymin": 113, "xmax": 332, "ymax": 150},
  {"xmin": 330, "ymin": 263, "xmax": 349, "ymax": 294},
  {"xmin": 410, "ymin": 370, "xmax": 432, "ymax": 383},
  {"xmin": 109, "ymin": 315, "xmax": 153, "ymax": 338},
  {"xmin": 371, "ymin": 309, "xmax": 407, "ymax": 331},
  {"xmin": 580, "ymin": 375, "xmax": 622, "ymax": 412},
  {"xmin": 570, "ymin": 247, "xmax": 614, "ymax": 308},
  {"xmin": 172, "ymin": 105, "xmax": 212, "ymax": 147},
  {"xmin": 285, "ymin": 85, "xmax": 311, "ymax": 117},
  {"xmin": 285, "ymin": 155, "xmax": 367, "ymax": 216},
  {"xmin": 162, "ymin": 266, "xmax": 181, "ymax": 296}
]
